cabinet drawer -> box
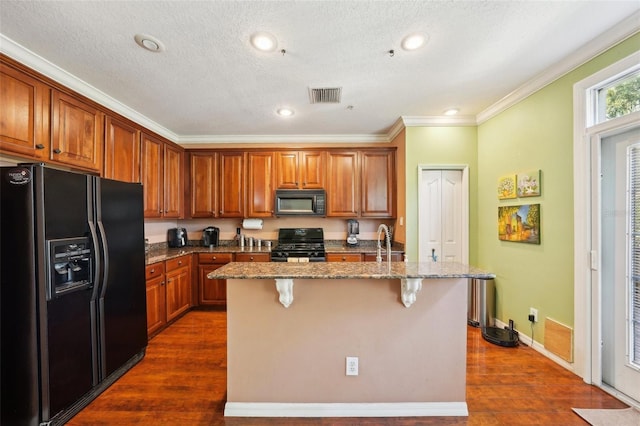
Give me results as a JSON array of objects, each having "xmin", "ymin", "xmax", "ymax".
[
  {"xmin": 326, "ymin": 253, "xmax": 362, "ymax": 262},
  {"xmin": 235, "ymin": 252, "xmax": 270, "ymax": 262},
  {"xmin": 198, "ymin": 252, "xmax": 233, "ymax": 264},
  {"xmin": 145, "ymin": 262, "xmax": 165, "ymax": 280},
  {"xmin": 166, "ymin": 255, "xmax": 191, "ymax": 272}
]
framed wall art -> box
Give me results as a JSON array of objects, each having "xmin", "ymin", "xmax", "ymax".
[
  {"xmin": 497, "ymin": 175, "xmax": 517, "ymax": 199},
  {"xmin": 498, "ymin": 203, "xmax": 540, "ymax": 244},
  {"xmin": 517, "ymin": 170, "xmax": 541, "ymax": 197}
]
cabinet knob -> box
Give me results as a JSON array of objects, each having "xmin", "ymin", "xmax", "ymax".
[
  {"xmin": 250, "ymin": 256, "xmax": 254, "ymax": 261},
  {"xmin": 150, "ymin": 268, "xmax": 155, "ymax": 273},
  {"xmin": 212, "ymin": 256, "xmax": 217, "ymax": 260},
  {"xmin": 35, "ymin": 144, "xmax": 45, "ymax": 150},
  {"xmin": 161, "ymin": 281, "xmax": 165, "ymax": 286},
  {"xmin": 178, "ymin": 260, "xmax": 182, "ymax": 265},
  {"xmin": 53, "ymin": 148, "xmax": 62, "ymax": 154}
]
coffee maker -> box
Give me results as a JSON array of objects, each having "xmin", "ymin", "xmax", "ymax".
[
  {"xmin": 346, "ymin": 219, "xmax": 359, "ymax": 247},
  {"xmin": 202, "ymin": 226, "xmax": 220, "ymax": 247}
]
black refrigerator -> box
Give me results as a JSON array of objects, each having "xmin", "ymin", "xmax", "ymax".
[{"xmin": 1, "ymin": 164, "xmax": 148, "ymax": 426}]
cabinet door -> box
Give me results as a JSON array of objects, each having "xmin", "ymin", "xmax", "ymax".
[
  {"xmin": 199, "ymin": 264, "xmax": 227, "ymax": 306},
  {"xmin": 219, "ymin": 151, "xmax": 244, "ymax": 217},
  {"xmin": 246, "ymin": 151, "xmax": 275, "ymax": 217},
  {"xmin": 275, "ymin": 151, "xmax": 299, "ymax": 189},
  {"xmin": 300, "ymin": 151, "xmax": 325, "ymax": 188},
  {"xmin": 51, "ymin": 90, "xmax": 103, "ymax": 172},
  {"xmin": 141, "ymin": 133, "xmax": 163, "ymax": 218},
  {"xmin": 104, "ymin": 116, "xmax": 141, "ymax": 183},
  {"xmin": 360, "ymin": 150, "xmax": 395, "ymax": 218},
  {"xmin": 146, "ymin": 274, "xmax": 166, "ymax": 337},
  {"xmin": 326, "ymin": 151, "xmax": 358, "ymax": 217},
  {"xmin": 163, "ymin": 143, "xmax": 184, "ymax": 218},
  {"xmin": 165, "ymin": 266, "xmax": 191, "ymax": 322},
  {"xmin": 190, "ymin": 152, "xmax": 217, "ymax": 218},
  {"xmin": 0, "ymin": 62, "xmax": 50, "ymax": 159}
]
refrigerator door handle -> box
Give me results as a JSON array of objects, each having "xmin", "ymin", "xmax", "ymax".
[
  {"xmin": 88, "ymin": 220, "xmax": 101, "ymax": 301},
  {"xmin": 97, "ymin": 220, "xmax": 109, "ymax": 298}
]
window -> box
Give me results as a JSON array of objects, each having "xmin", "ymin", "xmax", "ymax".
[{"xmin": 596, "ymin": 70, "xmax": 640, "ymax": 124}]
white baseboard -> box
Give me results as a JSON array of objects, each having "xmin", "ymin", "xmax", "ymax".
[
  {"xmin": 492, "ymin": 319, "xmax": 574, "ymax": 372},
  {"xmin": 224, "ymin": 402, "xmax": 469, "ymax": 417}
]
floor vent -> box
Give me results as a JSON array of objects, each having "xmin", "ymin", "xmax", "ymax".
[{"xmin": 308, "ymin": 87, "xmax": 342, "ymax": 104}]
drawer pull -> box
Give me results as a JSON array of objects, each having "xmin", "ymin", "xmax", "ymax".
[
  {"xmin": 53, "ymin": 148, "xmax": 62, "ymax": 154},
  {"xmin": 35, "ymin": 144, "xmax": 45, "ymax": 149}
]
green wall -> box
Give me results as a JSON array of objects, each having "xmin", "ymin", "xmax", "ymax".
[
  {"xmin": 404, "ymin": 126, "xmax": 478, "ymax": 264},
  {"xmin": 405, "ymin": 33, "xmax": 639, "ymax": 345}
]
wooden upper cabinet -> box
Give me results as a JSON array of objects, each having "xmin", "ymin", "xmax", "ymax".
[
  {"xmin": 326, "ymin": 151, "xmax": 358, "ymax": 217},
  {"xmin": 141, "ymin": 133, "xmax": 184, "ymax": 219},
  {"xmin": 190, "ymin": 152, "xmax": 217, "ymax": 218},
  {"xmin": 300, "ymin": 151, "xmax": 325, "ymax": 189},
  {"xmin": 51, "ymin": 90, "xmax": 103, "ymax": 172},
  {"xmin": 246, "ymin": 151, "xmax": 275, "ymax": 217},
  {"xmin": 163, "ymin": 143, "xmax": 184, "ymax": 218},
  {"xmin": 0, "ymin": 62, "xmax": 50, "ymax": 159},
  {"xmin": 104, "ymin": 116, "xmax": 141, "ymax": 183},
  {"xmin": 141, "ymin": 133, "xmax": 163, "ymax": 218},
  {"xmin": 276, "ymin": 150, "xmax": 325, "ymax": 189},
  {"xmin": 219, "ymin": 151, "xmax": 244, "ymax": 218},
  {"xmin": 360, "ymin": 150, "xmax": 395, "ymax": 218}
]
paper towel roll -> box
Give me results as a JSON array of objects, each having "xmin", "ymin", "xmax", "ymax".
[{"xmin": 242, "ymin": 218, "xmax": 264, "ymax": 230}]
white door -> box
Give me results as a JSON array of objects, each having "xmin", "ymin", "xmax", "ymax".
[
  {"xmin": 601, "ymin": 126, "xmax": 640, "ymax": 403},
  {"xmin": 418, "ymin": 168, "xmax": 468, "ymax": 263}
]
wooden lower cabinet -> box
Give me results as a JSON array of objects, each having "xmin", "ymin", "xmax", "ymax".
[
  {"xmin": 165, "ymin": 255, "xmax": 192, "ymax": 321},
  {"xmin": 145, "ymin": 262, "xmax": 166, "ymax": 337},
  {"xmin": 146, "ymin": 254, "xmax": 192, "ymax": 338},
  {"xmin": 326, "ymin": 253, "xmax": 362, "ymax": 262},
  {"xmin": 198, "ymin": 253, "xmax": 233, "ymax": 306}
]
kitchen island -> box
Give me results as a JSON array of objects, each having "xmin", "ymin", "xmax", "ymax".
[{"xmin": 209, "ymin": 261, "xmax": 494, "ymax": 418}]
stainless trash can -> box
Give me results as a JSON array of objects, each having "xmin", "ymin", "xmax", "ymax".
[{"xmin": 467, "ymin": 278, "xmax": 495, "ymax": 328}]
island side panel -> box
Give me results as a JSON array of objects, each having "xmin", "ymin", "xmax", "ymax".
[{"xmin": 226, "ymin": 277, "xmax": 467, "ymax": 404}]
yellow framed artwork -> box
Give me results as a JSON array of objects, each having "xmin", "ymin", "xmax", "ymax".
[{"xmin": 497, "ymin": 175, "xmax": 517, "ymax": 199}]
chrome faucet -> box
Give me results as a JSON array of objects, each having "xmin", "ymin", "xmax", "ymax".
[{"xmin": 376, "ymin": 224, "xmax": 391, "ymax": 266}]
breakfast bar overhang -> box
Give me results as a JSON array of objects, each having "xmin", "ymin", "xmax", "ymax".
[{"xmin": 209, "ymin": 261, "xmax": 495, "ymax": 418}]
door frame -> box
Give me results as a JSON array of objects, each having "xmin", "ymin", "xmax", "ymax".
[
  {"xmin": 573, "ymin": 50, "xmax": 640, "ymax": 407},
  {"xmin": 417, "ymin": 164, "xmax": 469, "ymax": 265}
]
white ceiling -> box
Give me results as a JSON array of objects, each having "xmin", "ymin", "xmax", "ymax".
[{"xmin": 1, "ymin": 1, "xmax": 639, "ymax": 143}]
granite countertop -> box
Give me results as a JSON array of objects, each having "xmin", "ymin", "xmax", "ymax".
[
  {"xmin": 208, "ymin": 261, "xmax": 495, "ymax": 280},
  {"xmin": 145, "ymin": 240, "xmax": 404, "ymax": 265}
]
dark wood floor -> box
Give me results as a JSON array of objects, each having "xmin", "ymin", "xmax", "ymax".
[{"xmin": 68, "ymin": 310, "xmax": 627, "ymax": 425}]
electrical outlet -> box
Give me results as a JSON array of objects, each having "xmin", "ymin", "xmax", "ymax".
[
  {"xmin": 346, "ymin": 356, "xmax": 358, "ymax": 376},
  {"xmin": 529, "ymin": 307, "xmax": 538, "ymax": 323}
]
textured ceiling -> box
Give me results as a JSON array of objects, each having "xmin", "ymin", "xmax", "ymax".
[{"xmin": 0, "ymin": 1, "xmax": 638, "ymax": 142}]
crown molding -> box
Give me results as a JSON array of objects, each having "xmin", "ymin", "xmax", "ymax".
[
  {"xmin": 0, "ymin": 34, "xmax": 179, "ymax": 142},
  {"xmin": 476, "ymin": 10, "xmax": 640, "ymax": 124},
  {"xmin": 178, "ymin": 133, "xmax": 391, "ymax": 145}
]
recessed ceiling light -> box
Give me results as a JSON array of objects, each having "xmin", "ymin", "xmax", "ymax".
[
  {"xmin": 401, "ymin": 33, "xmax": 428, "ymax": 51},
  {"xmin": 444, "ymin": 108, "xmax": 459, "ymax": 116},
  {"xmin": 250, "ymin": 32, "xmax": 278, "ymax": 52},
  {"xmin": 277, "ymin": 108, "xmax": 294, "ymax": 117},
  {"xmin": 134, "ymin": 34, "xmax": 165, "ymax": 52}
]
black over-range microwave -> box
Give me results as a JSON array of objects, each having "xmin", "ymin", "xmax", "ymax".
[{"xmin": 274, "ymin": 189, "xmax": 326, "ymax": 217}]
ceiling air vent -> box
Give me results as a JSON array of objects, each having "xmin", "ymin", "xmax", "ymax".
[{"xmin": 308, "ymin": 87, "xmax": 342, "ymax": 104}]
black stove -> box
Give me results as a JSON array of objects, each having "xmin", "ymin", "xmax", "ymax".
[{"xmin": 271, "ymin": 228, "xmax": 326, "ymax": 262}]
